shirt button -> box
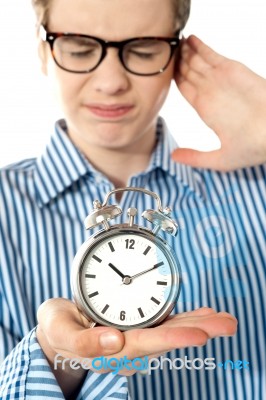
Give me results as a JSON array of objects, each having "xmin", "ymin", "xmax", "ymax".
[
  {"xmin": 138, "ymin": 369, "xmax": 149, "ymax": 375},
  {"xmin": 94, "ymin": 175, "xmax": 103, "ymax": 184}
]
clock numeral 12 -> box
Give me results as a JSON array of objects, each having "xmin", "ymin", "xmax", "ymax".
[{"xmin": 125, "ymin": 239, "xmax": 135, "ymax": 249}]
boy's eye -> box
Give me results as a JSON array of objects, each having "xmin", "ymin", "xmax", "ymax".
[
  {"xmin": 57, "ymin": 37, "xmax": 100, "ymax": 55},
  {"xmin": 125, "ymin": 40, "xmax": 165, "ymax": 60},
  {"xmin": 128, "ymin": 50, "xmax": 157, "ymax": 59},
  {"xmin": 68, "ymin": 49, "xmax": 96, "ymax": 58}
]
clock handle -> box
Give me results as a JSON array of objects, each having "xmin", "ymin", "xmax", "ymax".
[
  {"xmin": 76, "ymin": 305, "xmax": 97, "ymax": 328},
  {"xmin": 90, "ymin": 187, "xmax": 178, "ymax": 236},
  {"xmin": 102, "ymin": 187, "xmax": 164, "ymax": 212}
]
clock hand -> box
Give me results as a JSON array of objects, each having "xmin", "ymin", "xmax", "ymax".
[
  {"xmin": 130, "ymin": 266, "xmax": 155, "ymax": 279},
  {"xmin": 130, "ymin": 261, "xmax": 164, "ymax": 280},
  {"xmin": 108, "ymin": 263, "xmax": 126, "ymax": 279}
]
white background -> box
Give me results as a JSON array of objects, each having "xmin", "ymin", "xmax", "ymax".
[{"xmin": 0, "ymin": 0, "xmax": 265, "ymax": 167}]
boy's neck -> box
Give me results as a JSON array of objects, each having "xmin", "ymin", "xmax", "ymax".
[{"xmin": 69, "ymin": 133, "xmax": 157, "ymax": 188}]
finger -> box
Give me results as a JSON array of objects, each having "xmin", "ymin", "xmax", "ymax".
[
  {"xmin": 171, "ymin": 148, "xmax": 228, "ymax": 171},
  {"xmin": 88, "ymin": 309, "xmax": 237, "ymax": 374},
  {"xmin": 184, "ymin": 312, "xmax": 238, "ymax": 338},
  {"xmin": 120, "ymin": 311, "xmax": 237, "ymax": 374},
  {"xmin": 162, "ymin": 312, "xmax": 237, "ymax": 337},
  {"xmin": 182, "ymin": 307, "xmax": 217, "ymax": 317},
  {"xmin": 181, "ymin": 43, "xmax": 211, "ymax": 74},
  {"xmin": 91, "ymin": 309, "xmax": 229, "ymax": 374},
  {"xmin": 166, "ymin": 307, "xmax": 217, "ymax": 321},
  {"xmin": 114, "ymin": 327, "xmax": 209, "ymax": 360},
  {"xmin": 175, "ymin": 79, "xmax": 198, "ymax": 106},
  {"xmin": 179, "ymin": 59, "xmax": 206, "ymax": 87},
  {"xmin": 186, "ymin": 35, "xmax": 225, "ymax": 67},
  {"xmin": 37, "ymin": 298, "xmax": 125, "ymax": 358},
  {"xmin": 120, "ymin": 310, "xmax": 237, "ymax": 360}
]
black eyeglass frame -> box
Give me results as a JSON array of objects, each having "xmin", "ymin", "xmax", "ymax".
[{"xmin": 40, "ymin": 25, "xmax": 181, "ymax": 76}]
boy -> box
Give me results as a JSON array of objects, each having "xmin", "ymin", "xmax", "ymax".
[{"xmin": 0, "ymin": 0, "xmax": 265, "ymax": 398}]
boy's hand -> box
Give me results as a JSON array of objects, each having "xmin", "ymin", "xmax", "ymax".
[
  {"xmin": 173, "ymin": 35, "xmax": 266, "ymax": 170},
  {"xmin": 36, "ymin": 299, "xmax": 237, "ymax": 383}
]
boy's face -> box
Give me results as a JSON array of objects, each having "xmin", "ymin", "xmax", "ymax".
[{"xmin": 42, "ymin": 0, "xmax": 177, "ymax": 154}]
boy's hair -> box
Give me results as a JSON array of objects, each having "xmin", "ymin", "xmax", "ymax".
[
  {"xmin": 172, "ymin": 0, "xmax": 191, "ymax": 30},
  {"xmin": 31, "ymin": 0, "xmax": 191, "ymax": 31}
]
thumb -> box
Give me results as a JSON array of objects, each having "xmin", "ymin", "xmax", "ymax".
[
  {"xmin": 171, "ymin": 148, "xmax": 225, "ymax": 171},
  {"xmin": 37, "ymin": 298, "xmax": 125, "ymax": 359}
]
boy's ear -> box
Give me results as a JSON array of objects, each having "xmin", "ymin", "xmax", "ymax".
[
  {"xmin": 38, "ymin": 42, "xmax": 48, "ymax": 75},
  {"xmin": 173, "ymin": 36, "xmax": 184, "ymax": 80},
  {"xmin": 174, "ymin": 48, "xmax": 181, "ymax": 73},
  {"xmin": 173, "ymin": 45, "xmax": 181, "ymax": 80}
]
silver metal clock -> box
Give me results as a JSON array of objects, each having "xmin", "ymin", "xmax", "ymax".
[{"xmin": 71, "ymin": 187, "xmax": 181, "ymax": 330}]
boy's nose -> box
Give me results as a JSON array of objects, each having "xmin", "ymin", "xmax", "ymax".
[{"xmin": 91, "ymin": 49, "xmax": 130, "ymax": 95}]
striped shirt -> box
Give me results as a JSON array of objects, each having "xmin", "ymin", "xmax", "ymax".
[{"xmin": 0, "ymin": 118, "xmax": 265, "ymax": 399}]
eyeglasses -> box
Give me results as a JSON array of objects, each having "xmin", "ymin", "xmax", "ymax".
[{"xmin": 40, "ymin": 26, "xmax": 180, "ymax": 76}]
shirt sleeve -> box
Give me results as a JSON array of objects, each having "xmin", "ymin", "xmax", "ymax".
[{"xmin": 0, "ymin": 327, "xmax": 129, "ymax": 399}]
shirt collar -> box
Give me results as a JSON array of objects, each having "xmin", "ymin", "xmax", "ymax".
[
  {"xmin": 149, "ymin": 117, "xmax": 205, "ymax": 199},
  {"xmin": 34, "ymin": 120, "xmax": 91, "ymax": 206},
  {"xmin": 34, "ymin": 118, "xmax": 204, "ymax": 207}
]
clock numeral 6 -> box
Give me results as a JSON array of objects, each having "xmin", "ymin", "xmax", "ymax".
[
  {"xmin": 125, "ymin": 239, "xmax": 135, "ymax": 249},
  {"xmin": 120, "ymin": 310, "xmax": 126, "ymax": 321}
]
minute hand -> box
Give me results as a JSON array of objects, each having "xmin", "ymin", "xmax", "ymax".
[{"xmin": 130, "ymin": 261, "xmax": 164, "ymax": 280}]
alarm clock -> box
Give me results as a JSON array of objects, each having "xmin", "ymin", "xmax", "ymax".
[{"xmin": 71, "ymin": 187, "xmax": 181, "ymax": 330}]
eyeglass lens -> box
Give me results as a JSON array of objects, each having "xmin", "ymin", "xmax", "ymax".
[{"xmin": 53, "ymin": 36, "xmax": 173, "ymax": 74}]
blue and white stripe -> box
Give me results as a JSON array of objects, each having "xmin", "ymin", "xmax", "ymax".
[{"xmin": 0, "ymin": 117, "xmax": 265, "ymax": 399}]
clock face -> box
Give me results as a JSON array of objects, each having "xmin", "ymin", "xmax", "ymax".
[{"xmin": 73, "ymin": 228, "xmax": 181, "ymax": 329}]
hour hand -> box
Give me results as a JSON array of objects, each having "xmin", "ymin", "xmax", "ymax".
[{"xmin": 108, "ymin": 263, "xmax": 125, "ymax": 279}]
